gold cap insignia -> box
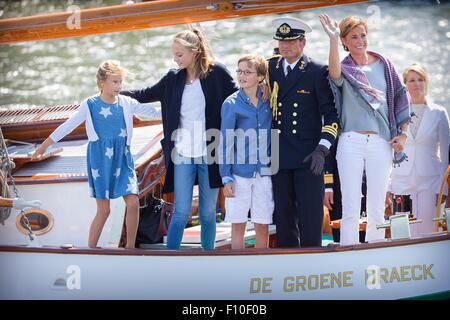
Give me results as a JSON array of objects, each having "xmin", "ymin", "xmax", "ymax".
[{"xmin": 279, "ymin": 24, "xmax": 291, "ymax": 34}]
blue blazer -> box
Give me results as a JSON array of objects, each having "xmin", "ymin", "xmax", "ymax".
[{"xmin": 122, "ymin": 62, "xmax": 238, "ymax": 193}]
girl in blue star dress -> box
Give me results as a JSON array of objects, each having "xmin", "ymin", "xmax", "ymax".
[{"xmin": 33, "ymin": 61, "xmax": 161, "ymax": 248}]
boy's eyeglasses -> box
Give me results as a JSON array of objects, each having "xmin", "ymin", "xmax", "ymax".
[{"xmin": 236, "ymin": 70, "xmax": 257, "ymax": 76}]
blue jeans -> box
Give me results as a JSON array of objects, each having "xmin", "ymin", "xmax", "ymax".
[{"xmin": 166, "ymin": 152, "xmax": 219, "ymax": 250}]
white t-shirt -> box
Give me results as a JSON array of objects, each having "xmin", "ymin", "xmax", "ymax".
[{"xmin": 174, "ymin": 79, "xmax": 207, "ymax": 157}]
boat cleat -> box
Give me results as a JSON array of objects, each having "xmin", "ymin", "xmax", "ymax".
[
  {"xmin": 433, "ymin": 208, "xmax": 450, "ymax": 234},
  {"xmin": 376, "ymin": 214, "xmax": 423, "ymax": 241}
]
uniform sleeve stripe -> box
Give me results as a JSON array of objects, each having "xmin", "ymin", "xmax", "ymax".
[
  {"xmin": 321, "ymin": 127, "xmax": 338, "ymax": 138},
  {"xmin": 324, "ymin": 176, "xmax": 334, "ymax": 184}
]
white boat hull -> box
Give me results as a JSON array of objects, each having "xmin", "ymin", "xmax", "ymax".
[
  {"xmin": 1, "ymin": 125, "xmax": 163, "ymax": 248},
  {"xmin": 0, "ymin": 182, "xmax": 125, "ymax": 247},
  {"xmin": 1, "ymin": 236, "xmax": 449, "ymax": 300}
]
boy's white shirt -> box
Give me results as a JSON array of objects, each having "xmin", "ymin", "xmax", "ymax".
[{"xmin": 50, "ymin": 94, "xmax": 161, "ymax": 146}]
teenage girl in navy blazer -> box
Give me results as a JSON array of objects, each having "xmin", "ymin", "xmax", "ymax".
[{"xmin": 122, "ymin": 28, "xmax": 238, "ymax": 250}]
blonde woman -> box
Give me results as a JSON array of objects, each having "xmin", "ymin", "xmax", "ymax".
[
  {"xmin": 33, "ymin": 61, "xmax": 161, "ymax": 248},
  {"xmin": 122, "ymin": 28, "xmax": 238, "ymax": 250},
  {"xmin": 319, "ymin": 14, "xmax": 410, "ymax": 245},
  {"xmin": 389, "ymin": 64, "xmax": 450, "ymax": 236}
]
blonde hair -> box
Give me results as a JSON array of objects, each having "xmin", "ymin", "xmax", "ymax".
[
  {"xmin": 96, "ymin": 60, "xmax": 126, "ymax": 92},
  {"xmin": 403, "ymin": 63, "xmax": 429, "ymax": 95},
  {"xmin": 339, "ymin": 16, "xmax": 368, "ymax": 52},
  {"xmin": 237, "ymin": 54, "xmax": 268, "ymax": 79},
  {"xmin": 173, "ymin": 28, "xmax": 214, "ymax": 79}
]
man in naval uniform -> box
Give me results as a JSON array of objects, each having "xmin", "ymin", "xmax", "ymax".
[{"xmin": 267, "ymin": 17, "xmax": 339, "ymax": 247}]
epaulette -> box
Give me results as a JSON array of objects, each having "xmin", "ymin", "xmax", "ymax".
[
  {"xmin": 268, "ymin": 54, "xmax": 282, "ymax": 70},
  {"xmin": 268, "ymin": 54, "xmax": 282, "ymax": 60}
]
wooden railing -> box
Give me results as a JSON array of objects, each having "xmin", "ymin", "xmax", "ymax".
[{"xmin": 435, "ymin": 165, "xmax": 450, "ymax": 232}]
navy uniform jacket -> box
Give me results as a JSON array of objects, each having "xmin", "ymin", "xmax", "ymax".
[
  {"xmin": 121, "ymin": 63, "xmax": 238, "ymax": 194},
  {"xmin": 268, "ymin": 54, "xmax": 339, "ymax": 169}
]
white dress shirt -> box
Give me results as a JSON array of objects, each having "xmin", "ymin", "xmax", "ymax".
[{"xmin": 283, "ymin": 58, "xmax": 300, "ymax": 76}]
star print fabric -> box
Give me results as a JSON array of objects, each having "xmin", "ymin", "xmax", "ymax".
[{"xmin": 86, "ymin": 96, "xmax": 138, "ymax": 200}]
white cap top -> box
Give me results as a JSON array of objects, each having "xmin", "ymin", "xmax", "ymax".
[{"xmin": 272, "ymin": 17, "xmax": 312, "ymax": 34}]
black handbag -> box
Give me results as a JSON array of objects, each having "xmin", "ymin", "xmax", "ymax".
[{"xmin": 136, "ymin": 197, "xmax": 174, "ymax": 245}]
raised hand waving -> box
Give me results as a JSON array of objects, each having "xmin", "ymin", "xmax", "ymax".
[{"xmin": 319, "ymin": 14, "xmax": 340, "ymax": 41}]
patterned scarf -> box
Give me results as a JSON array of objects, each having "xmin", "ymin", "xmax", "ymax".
[
  {"xmin": 341, "ymin": 51, "xmax": 411, "ymax": 139},
  {"xmin": 336, "ymin": 51, "xmax": 411, "ymax": 165}
]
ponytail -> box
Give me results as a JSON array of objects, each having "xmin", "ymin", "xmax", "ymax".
[{"xmin": 173, "ymin": 28, "xmax": 214, "ymax": 79}]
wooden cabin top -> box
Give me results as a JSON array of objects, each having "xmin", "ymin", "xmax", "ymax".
[{"xmin": 8, "ymin": 124, "xmax": 164, "ymax": 184}]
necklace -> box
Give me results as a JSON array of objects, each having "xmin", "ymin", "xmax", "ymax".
[{"xmin": 186, "ymin": 70, "xmax": 196, "ymax": 85}]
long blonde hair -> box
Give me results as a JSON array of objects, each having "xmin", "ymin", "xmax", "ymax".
[
  {"xmin": 173, "ymin": 28, "xmax": 214, "ymax": 79},
  {"xmin": 96, "ymin": 60, "xmax": 126, "ymax": 92}
]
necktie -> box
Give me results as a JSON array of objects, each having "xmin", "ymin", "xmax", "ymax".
[{"xmin": 286, "ymin": 65, "xmax": 292, "ymax": 77}]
